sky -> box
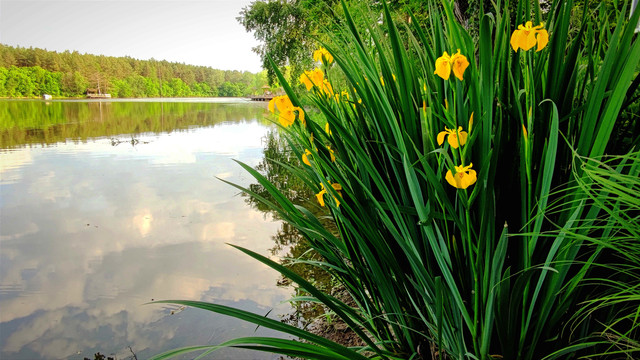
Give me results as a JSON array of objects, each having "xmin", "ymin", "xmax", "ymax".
[{"xmin": 0, "ymin": 0, "xmax": 263, "ymax": 73}]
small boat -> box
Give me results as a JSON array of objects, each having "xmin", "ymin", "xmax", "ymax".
[{"xmin": 42, "ymin": 94, "xmax": 53, "ymax": 100}]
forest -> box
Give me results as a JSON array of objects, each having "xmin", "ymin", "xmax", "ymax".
[{"xmin": 0, "ymin": 44, "xmax": 269, "ymax": 98}]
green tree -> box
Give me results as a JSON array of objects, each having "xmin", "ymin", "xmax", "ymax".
[
  {"xmin": 144, "ymin": 77, "xmax": 161, "ymax": 97},
  {"xmin": 218, "ymin": 81, "xmax": 244, "ymax": 97},
  {"xmin": 126, "ymin": 75, "xmax": 147, "ymax": 97},
  {"xmin": 42, "ymin": 71, "xmax": 62, "ymax": 95},
  {"xmin": 0, "ymin": 67, "xmax": 8, "ymax": 96},
  {"xmin": 111, "ymin": 79, "xmax": 132, "ymax": 97},
  {"xmin": 6, "ymin": 66, "xmax": 35, "ymax": 97},
  {"xmin": 237, "ymin": 0, "xmax": 314, "ymax": 84},
  {"xmin": 61, "ymin": 71, "xmax": 88, "ymax": 96},
  {"xmin": 168, "ymin": 78, "xmax": 191, "ymax": 97}
]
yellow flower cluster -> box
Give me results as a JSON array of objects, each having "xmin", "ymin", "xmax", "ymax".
[
  {"xmin": 268, "ymin": 95, "xmax": 305, "ymax": 127},
  {"xmin": 429, "ymin": 23, "xmax": 550, "ymax": 190},
  {"xmin": 439, "ymin": 118, "xmax": 476, "ymax": 189},
  {"xmin": 434, "ymin": 50, "xmax": 469, "ymax": 81},
  {"xmin": 301, "ymin": 48, "xmax": 344, "ymax": 207},
  {"xmin": 433, "ymin": 48, "xmax": 476, "ymax": 189}
]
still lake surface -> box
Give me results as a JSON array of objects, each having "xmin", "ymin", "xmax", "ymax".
[{"xmin": 0, "ymin": 98, "xmax": 291, "ymax": 359}]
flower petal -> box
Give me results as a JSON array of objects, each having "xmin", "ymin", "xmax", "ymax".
[
  {"xmin": 517, "ymin": 29, "xmax": 535, "ymax": 51},
  {"xmin": 466, "ymin": 169, "xmax": 477, "ymax": 187},
  {"xmin": 434, "ymin": 54, "xmax": 452, "ymax": 80},
  {"xmin": 316, "ymin": 190, "xmax": 326, "ymax": 206},
  {"xmin": 451, "ymin": 53, "xmax": 469, "ymax": 81},
  {"xmin": 268, "ymin": 97, "xmax": 276, "ymax": 113},
  {"xmin": 302, "ymin": 149, "xmax": 312, "ymax": 166},
  {"xmin": 447, "ymin": 133, "xmax": 460, "ymax": 149},
  {"xmin": 437, "ymin": 131, "xmax": 447, "ymax": 146},
  {"xmin": 510, "ymin": 30, "xmax": 521, "ymax": 52},
  {"xmin": 300, "ymin": 73, "xmax": 313, "ymax": 91},
  {"xmin": 322, "ymin": 80, "xmax": 333, "ymax": 96},
  {"xmin": 279, "ymin": 109, "xmax": 295, "ymax": 127},
  {"xmin": 327, "ymin": 146, "xmax": 336, "ymax": 162},
  {"xmin": 536, "ymin": 29, "xmax": 549, "ymax": 52},
  {"xmin": 275, "ymin": 95, "xmax": 293, "ymax": 112},
  {"xmin": 445, "ymin": 170, "xmax": 459, "ymax": 188},
  {"xmin": 457, "ymin": 128, "xmax": 468, "ymax": 147},
  {"xmin": 294, "ymin": 106, "xmax": 305, "ymax": 125}
]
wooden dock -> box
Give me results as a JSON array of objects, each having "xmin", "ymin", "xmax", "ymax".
[
  {"xmin": 87, "ymin": 93, "xmax": 112, "ymax": 99},
  {"xmin": 248, "ymin": 94, "xmax": 276, "ymax": 102}
]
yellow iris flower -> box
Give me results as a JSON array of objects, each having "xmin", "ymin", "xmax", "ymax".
[
  {"xmin": 316, "ymin": 182, "xmax": 342, "ymax": 207},
  {"xmin": 326, "ymin": 146, "xmax": 335, "ymax": 162},
  {"xmin": 445, "ymin": 163, "xmax": 477, "ymax": 189},
  {"xmin": 434, "ymin": 52, "xmax": 452, "ymax": 80},
  {"xmin": 313, "ymin": 47, "xmax": 334, "ymax": 65},
  {"xmin": 450, "ymin": 52, "xmax": 469, "ymax": 81},
  {"xmin": 510, "ymin": 21, "xmax": 549, "ymax": 52},
  {"xmin": 434, "ymin": 50, "xmax": 469, "ymax": 81},
  {"xmin": 437, "ymin": 126, "xmax": 468, "ymax": 149},
  {"xmin": 279, "ymin": 106, "xmax": 304, "ymax": 127},
  {"xmin": 322, "ymin": 80, "xmax": 334, "ymax": 97},
  {"xmin": 268, "ymin": 95, "xmax": 291, "ymax": 114},
  {"xmin": 268, "ymin": 95, "xmax": 304, "ymax": 127},
  {"xmin": 300, "ymin": 68, "xmax": 324, "ymax": 91}
]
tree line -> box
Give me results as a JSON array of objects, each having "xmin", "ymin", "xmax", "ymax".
[{"xmin": 0, "ymin": 44, "xmax": 269, "ymax": 98}]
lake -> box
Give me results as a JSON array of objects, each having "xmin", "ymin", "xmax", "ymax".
[{"xmin": 0, "ymin": 98, "xmax": 292, "ymax": 359}]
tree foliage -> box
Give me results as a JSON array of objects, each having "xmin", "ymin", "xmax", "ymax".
[
  {"xmin": 238, "ymin": 0, "xmax": 316, "ymax": 85},
  {"xmin": 237, "ymin": 0, "xmax": 461, "ymax": 86},
  {"xmin": 0, "ymin": 44, "xmax": 268, "ymax": 98}
]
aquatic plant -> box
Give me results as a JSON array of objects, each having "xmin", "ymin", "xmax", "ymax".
[{"xmin": 152, "ymin": 0, "xmax": 640, "ymax": 359}]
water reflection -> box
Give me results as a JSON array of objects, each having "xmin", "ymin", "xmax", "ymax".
[
  {"xmin": 0, "ymin": 99, "xmax": 270, "ymax": 149},
  {"xmin": 0, "ymin": 99, "xmax": 288, "ymax": 359},
  {"xmin": 243, "ymin": 129, "xmax": 335, "ymax": 326}
]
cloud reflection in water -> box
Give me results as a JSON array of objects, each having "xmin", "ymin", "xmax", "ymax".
[{"xmin": 0, "ymin": 119, "xmax": 290, "ymax": 359}]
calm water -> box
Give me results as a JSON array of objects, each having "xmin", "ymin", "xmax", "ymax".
[{"xmin": 0, "ymin": 99, "xmax": 291, "ymax": 359}]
